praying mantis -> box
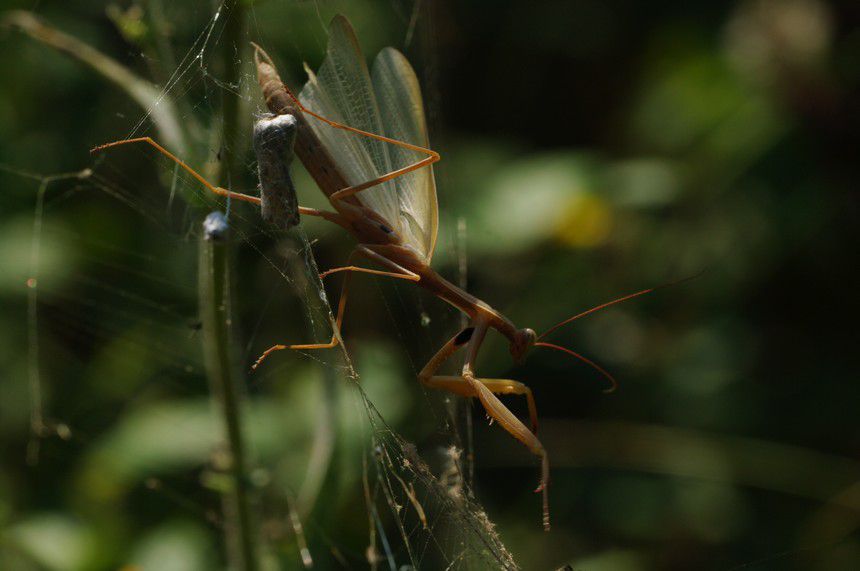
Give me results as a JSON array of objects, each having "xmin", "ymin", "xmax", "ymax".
[{"xmin": 94, "ymin": 15, "xmax": 661, "ymax": 531}]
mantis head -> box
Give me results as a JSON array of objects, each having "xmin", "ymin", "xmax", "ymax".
[
  {"xmin": 510, "ymin": 328, "xmax": 538, "ymax": 363},
  {"xmin": 506, "ymin": 323, "xmax": 618, "ymax": 394},
  {"xmin": 505, "ymin": 324, "xmax": 617, "ymax": 394}
]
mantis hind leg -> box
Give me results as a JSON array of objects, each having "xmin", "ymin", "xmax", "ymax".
[{"xmin": 252, "ymin": 245, "xmax": 418, "ymax": 370}]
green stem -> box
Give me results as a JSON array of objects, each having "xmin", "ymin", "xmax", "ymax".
[
  {"xmin": 201, "ymin": 4, "xmax": 256, "ymax": 569},
  {"xmin": 199, "ymin": 212, "xmax": 257, "ymax": 571},
  {"xmin": 213, "ymin": 0, "xmax": 245, "ymax": 186}
]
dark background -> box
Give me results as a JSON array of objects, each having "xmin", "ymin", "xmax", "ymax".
[{"xmin": 1, "ymin": 0, "xmax": 858, "ymax": 569}]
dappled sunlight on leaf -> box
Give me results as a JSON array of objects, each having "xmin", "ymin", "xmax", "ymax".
[
  {"xmin": 128, "ymin": 520, "xmax": 215, "ymax": 571},
  {"xmin": 6, "ymin": 514, "xmax": 100, "ymax": 571},
  {"xmin": 468, "ymin": 152, "xmax": 600, "ymax": 254},
  {"xmin": 554, "ymin": 193, "xmax": 613, "ymax": 249}
]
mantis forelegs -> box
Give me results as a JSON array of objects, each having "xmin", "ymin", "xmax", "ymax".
[{"xmin": 418, "ymin": 322, "xmax": 551, "ymax": 531}]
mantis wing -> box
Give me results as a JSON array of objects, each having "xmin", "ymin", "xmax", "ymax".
[
  {"xmin": 299, "ymin": 15, "xmax": 438, "ymax": 261},
  {"xmin": 371, "ymin": 47, "xmax": 438, "ymax": 262}
]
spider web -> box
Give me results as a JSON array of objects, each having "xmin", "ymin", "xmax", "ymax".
[{"xmin": 13, "ymin": 1, "xmax": 519, "ymax": 569}]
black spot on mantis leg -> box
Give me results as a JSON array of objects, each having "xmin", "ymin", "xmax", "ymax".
[
  {"xmin": 454, "ymin": 327, "xmax": 475, "ymax": 346},
  {"xmin": 253, "ymin": 114, "xmax": 300, "ymax": 229}
]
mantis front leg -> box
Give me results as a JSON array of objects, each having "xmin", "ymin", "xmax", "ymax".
[{"xmin": 418, "ymin": 322, "xmax": 551, "ymax": 531}]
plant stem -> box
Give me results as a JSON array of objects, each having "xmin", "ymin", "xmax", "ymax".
[
  {"xmin": 215, "ymin": 0, "xmax": 245, "ymax": 185},
  {"xmin": 201, "ymin": 4, "xmax": 256, "ymax": 569},
  {"xmin": 199, "ymin": 211, "xmax": 257, "ymax": 571}
]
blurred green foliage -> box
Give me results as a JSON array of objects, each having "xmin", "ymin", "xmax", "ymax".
[{"xmin": 1, "ymin": 0, "xmax": 859, "ymax": 569}]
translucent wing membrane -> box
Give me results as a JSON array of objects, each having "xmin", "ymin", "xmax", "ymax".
[
  {"xmin": 372, "ymin": 48, "xmax": 438, "ymax": 260},
  {"xmin": 299, "ymin": 15, "xmax": 438, "ymax": 261}
]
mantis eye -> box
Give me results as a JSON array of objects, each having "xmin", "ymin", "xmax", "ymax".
[
  {"xmin": 523, "ymin": 328, "xmax": 537, "ymax": 346},
  {"xmin": 511, "ymin": 328, "xmax": 537, "ymax": 362}
]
